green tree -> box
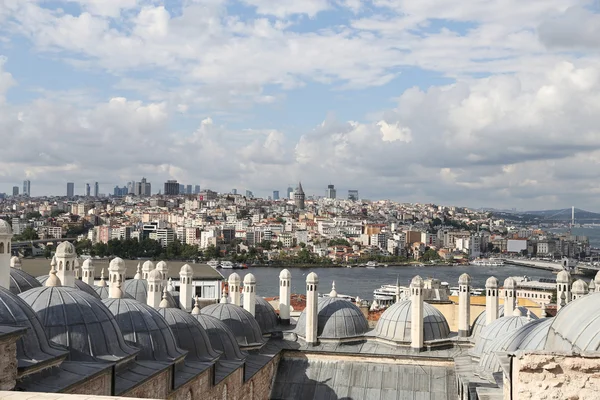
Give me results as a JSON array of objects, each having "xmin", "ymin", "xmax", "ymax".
[
  {"xmin": 421, "ymin": 249, "xmax": 441, "ymax": 262},
  {"xmin": 259, "ymin": 240, "xmax": 272, "ymax": 250},
  {"xmin": 25, "ymin": 211, "xmax": 42, "ymax": 220},
  {"xmin": 276, "ymin": 241, "xmax": 283, "ymax": 250},
  {"xmin": 51, "ymin": 209, "xmax": 66, "ymax": 218},
  {"xmin": 203, "ymin": 245, "xmax": 220, "ymax": 259},
  {"xmin": 15, "ymin": 227, "xmax": 39, "ymax": 241},
  {"xmin": 328, "ymin": 238, "xmax": 350, "ymax": 247},
  {"xmin": 299, "ymin": 242, "xmax": 306, "ymax": 249}
]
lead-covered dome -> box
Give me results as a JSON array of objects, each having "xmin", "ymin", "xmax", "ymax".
[
  {"xmin": 202, "ymin": 303, "xmax": 264, "ymax": 347},
  {"xmin": 19, "ymin": 286, "xmax": 138, "ymax": 362},
  {"xmin": 545, "ymin": 292, "xmax": 600, "ymax": 352},
  {"xmin": 193, "ymin": 314, "xmax": 247, "ymax": 361},
  {"xmin": 122, "ymin": 278, "xmax": 177, "ymax": 307},
  {"xmin": 295, "ymin": 297, "xmax": 369, "ymax": 339},
  {"xmin": 470, "ymin": 306, "xmax": 536, "ymax": 339},
  {"xmin": 471, "ymin": 315, "xmax": 531, "ymax": 359},
  {"xmin": 9, "ymin": 268, "xmax": 42, "ymax": 294},
  {"xmin": 375, "ymin": 300, "xmax": 450, "ymax": 343},
  {"xmin": 103, "ymin": 298, "xmax": 187, "ymax": 362},
  {"xmin": 37, "ymin": 275, "xmax": 101, "ymax": 299},
  {"xmin": 255, "ymin": 297, "xmax": 278, "ymax": 334}
]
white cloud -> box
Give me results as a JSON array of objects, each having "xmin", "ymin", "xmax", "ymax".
[
  {"xmin": 538, "ymin": 6, "xmax": 600, "ymax": 50},
  {"xmin": 0, "ymin": 56, "xmax": 16, "ymax": 101}
]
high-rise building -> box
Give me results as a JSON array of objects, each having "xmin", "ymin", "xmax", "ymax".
[
  {"xmin": 127, "ymin": 181, "xmax": 136, "ymax": 195},
  {"xmin": 194, "ymin": 185, "xmax": 200, "ymax": 194},
  {"xmin": 67, "ymin": 182, "xmax": 74, "ymax": 198},
  {"xmin": 348, "ymin": 189, "xmax": 359, "ymax": 201},
  {"xmin": 287, "ymin": 186, "xmax": 293, "ymax": 199},
  {"xmin": 326, "ymin": 184, "xmax": 336, "ymax": 199},
  {"xmin": 12, "ymin": 186, "xmax": 18, "ymax": 196},
  {"xmin": 186, "ymin": 184, "xmax": 192, "ymax": 195},
  {"xmin": 232, "ymin": 189, "xmax": 237, "ymax": 195},
  {"xmin": 179, "ymin": 184, "xmax": 185, "ymax": 194},
  {"xmin": 22, "ymin": 180, "xmax": 31, "ymax": 197},
  {"xmin": 133, "ymin": 178, "xmax": 151, "ymax": 196},
  {"xmin": 295, "ymin": 182, "xmax": 305, "ymax": 210},
  {"xmin": 245, "ymin": 190, "xmax": 253, "ymax": 198},
  {"xmin": 85, "ymin": 183, "xmax": 91, "ymax": 197},
  {"xmin": 164, "ymin": 180, "xmax": 179, "ymax": 196},
  {"xmin": 93, "ymin": 182, "xmax": 99, "ymax": 197},
  {"xmin": 273, "ymin": 190, "xmax": 279, "ymax": 200},
  {"xmin": 113, "ymin": 186, "xmax": 128, "ymax": 197}
]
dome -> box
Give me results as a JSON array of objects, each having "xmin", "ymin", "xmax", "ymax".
[
  {"xmin": 37, "ymin": 275, "xmax": 101, "ymax": 299},
  {"xmin": 55, "ymin": 241, "xmax": 76, "ymax": 257},
  {"xmin": 148, "ymin": 269, "xmax": 163, "ymax": 281},
  {"xmin": 470, "ymin": 306, "xmax": 536, "ymax": 338},
  {"xmin": 81, "ymin": 259, "xmax": 93, "ymax": 269},
  {"xmin": 504, "ymin": 277, "xmax": 516, "ymax": 288},
  {"xmin": 93, "ymin": 285, "xmax": 134, "ymax": 300},
  {"xmin": 192, "ymin": 314, "xmax": 246, "ymax": 361},
  {"xmin": 557, "ymin": 270, "xmax": 571, "ymax": 283},
  {"xmin": 471, "ymin": 315, "xmax": 532, "ymax": 359},
  {"xmin": 243, "ymin": 273, "xmax": 256, "ymax": 285},
  {"xmin": 458, "ymin": 273, "xmax": 471, "ymax": 285},
  {"xmin": 0, "ymin": 219, "xmax": 12, "ymax": 235},
  {"xmin": 202, "ymin": 303, "xmax": 264, "ymax": 347},
  {"xmin": 485, "ymin": 277, "xmax": 499, "ymax": 288},
  {"xmin": 122, "ymin": 278, "xmax": 177, "ymax": 307},
  {"xmin": 545, "ymin": 292, "xmax": 600, "ymax": 352},
  {"xmin": 295, "ymin": 297, "xmax": 369, "ymax": 339},
  {"xmin": 254, "ymin": 297, "xmax": 279, "ymax": 334},
  {"xmin": 228, "ymin": 272, "xmax": 241, "ymax": 284},
  {"xmin": 9, "ymin": 268, "xmax": 42, "ymax": 295},
  {"xmin": 0, "ymin": 286, "xmax": 67, "ymax": 368},
  {"xmin": 279, "ymin": 269, "xmax": 291, "ymax": 280},
  {"xmin": 103, "ymin": 298, "xmax": 187, "ymax": 362},
  {"xmin": 306, "ymin": 272, "xmax": 318, "ymax": 284},
  {"xmin": 410, "ymin": 275, "xmax": 424, "ymax": 286},
  {"xmin": 109, "ymin": 257, "xmax": 126, "ymax": 270},
  {"xmin": 375, "ymin": 300, "xmax": 450, "ymax": 343},
  {"xmin": 180, "ymin": 264, "xmax": 193, "ymax": 275},
  {"xmin": 142, "ymin": 260, "xmax": 154, "ymax": 271},
  {"xmin": 479, "ymin": 318, "xmax": 552, "ymax": 376},
  {"xmin": 19, "ymin": 286, "xmax": 138, "ymax": 362},
  {"xmin": 572, "ymin": 279, "xmax": 588, "ymax": 293},
  {"xmin": 157, "ymin": 307, "xmax": 219, "ymax": 362}
]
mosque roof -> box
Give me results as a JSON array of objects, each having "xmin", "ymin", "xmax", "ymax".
[
  {"xmin": 122, "ymin": 278, "xmax": 178, "ymax": 307},
  {"xmin": 37, "ymin": 275, "xmax": 101, "ymax": 299},
  {"xmin": 470, "ymin": 306, "xmax": 537, "ymax": 339},
  {"xmin": 545, "ymin": 292, "xmax": 600, "ymax": 352},
  {"xmin": 93, "ymin": 285, "xmax": 134, "ymax": 300},
  {"xmin": 9, "ymin": 267, "xmax": 42, "ymax": 295},
  {"xmin": 202, "ymin": 303, "xmax": 265, "ymax": 347},
  {"xmin": 295, "ymin": 296, "xmax": 369, "ymax": 339},
  {"xmin": 471, "ymin": 315, "xmax": 531, "ymax": 359},
  {"xmin": 254, "ymin": 296, "xmax": 279, "ymax": 334},
  {"xmin": 375, "ymin": 300, "xmax": 450, "ymax": 343},
  {"xmin": 192, "ymin": 314, "xmax": 247, "ymax": 361}
]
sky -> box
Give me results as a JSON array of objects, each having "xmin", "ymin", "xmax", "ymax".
[{"xmin": 1, "ymin": 0, "xmax": 600, "ymax": 211}]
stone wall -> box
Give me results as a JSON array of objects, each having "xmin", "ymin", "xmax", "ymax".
[
  {"xmin": 239, "ymin": 354, "xmax": 281, "ymax": 400},
  {"xmin": 66, "ymin": 369, "xmax": 112, "ymax": 396},
  {"xmin": 0, "ymin": 338, "xmax": 18, "ymax": 391},
  {"xmin": 168, "ymin": 366, "xmax": 212, "ymax": 400},
  {"xmin": 122, "ymin": 368, "xmax": 171, "ymax": 399},
  {"xmin": 511, "ymin": 351, "xmax": 600, "ymax": 400}
]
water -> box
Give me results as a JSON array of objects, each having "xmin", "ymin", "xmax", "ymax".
[{"xmin": 221, "ymin": 265, "xmax": 557, "ymax": 300}]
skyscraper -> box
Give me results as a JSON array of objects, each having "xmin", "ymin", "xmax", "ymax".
[
  {"xmin": 348, "ymin": 189, "xmax": 359, "ymax": 201},
  {"xmin": 94, "ymin": 182, "xmax": 99, "ymax": 197},
  {"xmin": 295, "ymin": 182, "xmax": 305, "ymax": 210},
  {"xmin": 194, "ymin": 185, "xmax": 200, "ymax": 194},
  {"xmin": 85, "ymin": 183, "xmax": 91, "ymax": 197},
  {"xmin": 273, "ymin": 190, "xmax": 280, "ymax": 200},
  {"xmin": 22, "ymin": 180, "xmax": 31, "ymax": 197},
  {"xmin": 287, "ymin": 186, "xmax": 293, "ymax": 199},
  {"xmin": 186, "ymin": 184, "xmax": 192, "ymax": 195},
  {"xmin": 164, "ymin": 180, "xmax": 179, "ymax": 195},
  {"xmin": 232, "ymin": 189, "xmax": 237, "ymax": 195},
  {"xmin": 326, "ymin": 184, "xmax": 336, "ymax": 199},
  {"xmin": 12, "ymin": 186, "xmax": 18, "ymax": 196},
  {"xmin": 67, "ymin": 182, "xmax": 74, "ymax": 198},
  {"xmin": 179, "ymin": 184, "xmax": 185, "ymax": 194}
]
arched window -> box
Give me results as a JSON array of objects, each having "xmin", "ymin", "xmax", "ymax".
[
  {"xmin": 59, "ymin": 261, "xmax": 63, "ymax": 270},
  {"xmin": 66, "ymin": 261, "xmax": 70, "ymax": 270},
  {"xmin": 0, "ymin": 242, "xmax": 4, "ymax": 254}
]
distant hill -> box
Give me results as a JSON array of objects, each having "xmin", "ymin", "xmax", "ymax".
[{"xmin": 492, "ymin": 208, "xmax": 600, "ymax": 224}]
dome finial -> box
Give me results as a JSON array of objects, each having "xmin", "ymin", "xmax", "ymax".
[
  {"xmin": 134, "ymin": 263, "xmax": 142, "ymax": 279},
  {"xmin": 98, "ymin": 268, "xmax": 107, "ymax": 287},
  {"xmin": 50, "ymin": 256, "xmax": 57, "ymax": 268},
  {"xmin": 541, "ymin": 302, "xmax": 547, "ymax": 318},
  {"xmin": 45, "ymin": 267, "xmax": 61, "ymax": 287},
  {"xmin": 329, "ymin": 281, "xmax": 338, "ymax": 298},
  {"xmin": 159, "ymin": 286, "xmax": 169, "ymax": 308},
  {"xmin": 167, "ymin": 277, "xmax": 174, "ymax": 292},
  {"xmin": 513, "ymin": 307, "xmax": 523, "ymax": 317},
  {"xmin": 527, "ymin": 309, "xmax": 532, "ymax": 320},
  {"xmin": 191, "ymin": 296, "xmax": 201, "ymax": 315}
]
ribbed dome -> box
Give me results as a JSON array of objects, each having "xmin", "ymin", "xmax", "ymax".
[
  {"xmin": 545, "ymin": 292, "xmax": 600, "ymax": 352},
  {"xmin": 157, "ymin": 307, "xmax": 219, "ymax": 362},
  {"xmin": 255, "ymin": 297, "xmax": 278, "ymax": 334},
  {"xmin": 0, "ymin": 219, "xmax": 12, "ymax": 235},
  {"xmin": 202, "ymin": 303, "xmax": 264, "ymax": 347},
  {"xmin": 192, "ymin": 314, "xmax": 246, "ymax": 361},
  {"xmin": 122, "ymin": 278, "xmax": 177, "ymax": 307},
  {"xmin": 471, "ymin": 316, "xmax": 531, "ymax": 359},
  {"xmin": 470, "ymin": 306, "xmax": 536, "ymax": 339},
  {"xmin": 93, "ymin": 285, "xmax": 134, "ymax": 300},
  {"xmin": 103, "ymin": 298, "xmax": 187, "ymax": 362},
  {"xmin": 295, "ymin": 297, "xmax": 369, "ymax": 339},
  {"xmin": 37, "ymin": 275, "xmax": 101, "ymax": 299},
  {"xmin": 375, "ymin": 300, "xmax": 450, "ymax": 343},
  {"xmin": 9, "ymin": 268, "xmax": 42, "ymax": 294},
  {"xmin": 0, "ymin": 286, "xmax": 67, "ymax": 368},
  {"xmin": 19, "ymin": 286, "xmax": 138, "ymax": 362},
  {"xmin": 479, "ymin": 318, "xmax": 552, "ymax": 376}
]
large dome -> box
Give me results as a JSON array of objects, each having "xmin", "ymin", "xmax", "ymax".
[
  {"xmin": 19, "ymin": 286, "xmax": 138, "ymax": 362},
  {"xmin": 0, "ymin": 219, "xmax": 12, "ymax": 235},
  {"xmin": 192, "ymin": 314, "xmax": 246, "ymax": 361},
  {"xmin": 103, "ymin": 298, "xmax": 187, "ymax": 362},
  {"xmin": 157, "ymin": 307, "xmax": 220, "ymax": 362},
  {"xmin": 9, "ymin": 268, "xmax": 42, "ymax": 295},
  {"xmin": 471, "ymin": 315, "xmax": 532, "ymax": 359},
  {"xmin": 375, "ymin": 300, "xmax": 450, "ymax": 343},
  {"xmin": 122, "ymin": 278, "xmax": 178, "ymax": 307},
  {"xmin": 295, "ymin": 297, "xmax": 369, "ymax": 340},
  {"xmin": 470, "ymin": 306, "xmax": 536, "ymax": 339},
  {"xmin": 37, "ymin": 275, "xmax": 101, "ymax": 299},
  {"xmin": 545, "ymin": 292, "xmax": 600, "ymax": 352},
  {"xmin": 0, "ymin": 286, "xmax": 67, "ymax": 368},
  {"xmin": 202, "ymin": 303, "xmax": 264, "ymax": 347}
]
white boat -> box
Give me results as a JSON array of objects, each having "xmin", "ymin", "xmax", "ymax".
[
  {"xmin": 319, "ymin": 293, "xmax": 356, "ymax": 302},
  {"xmin": 471, "ymin": 258, "xmax": 505, "ymax": 267},
  {"xmin": 220, "ymin": 261, "xmax": 234, "ymax": 269},
  {"xmin": 450, "ymin": 287, "xmax": 485, "ymax": 296},
  {"xmin": 207, "ymin": 260, "xmax": 220, "ymax": 269}
]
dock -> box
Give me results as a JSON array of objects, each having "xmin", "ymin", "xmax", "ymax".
[{"xmin": 503, "ymin": 259, "xmax": 562, "ymax": 272}]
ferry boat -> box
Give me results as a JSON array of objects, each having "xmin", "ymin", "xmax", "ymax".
[
  {"xmin": 220, "ymin": 261, "xmax": 234, "ymax": 269},
  {"xmin": 470, "ymin": 258, "xmax": 504, "ymax": 267},
  {"xmin": 373, "ymin": 279, "xmax": 451, "ymax": 306},
  {"xmin": 207, "ymin": 260, "xmax": 220, "ymax": 269},
  {"xmin": 319, "ymin": 293, "xmax": 356, "ymax": 302},
  {"xmin": 449, "ymin": 287, "xmax": 485, "ymax": 296},
  {"xmin": 363, "ymin": 261, "xmax": 388, "ymax": 268}
]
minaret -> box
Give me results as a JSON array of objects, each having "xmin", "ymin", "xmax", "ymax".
[
  {"xmin": 557, "ymin": 270, "xmax": 571, "ymax": 311},
  {"xmin": 410, "ymin": 275, "xmax": 424, "ymax": 351},
  {"xmin": 134, "ymin": 263, "xmax": 142, "ymax": 279},
  {"xmin": 179, "ymin": 264, "xmax": 193, "ymax": 312},
  {"xmin": 10, "ymin": 256, "xmax": 21, "ymax": 270},
  {"xmin": 305, "ymin": 272, "xmax": 319, "ymax": 345},
  {"xmin": 147, "ymin": 269, "xmax": 163, "ymax": 308},
  {"xmin": 55, "ymin": 242, "xmax": 77, "ymax": 288},
  {"xmin": 279, "ymin": 269, "xmax": 291, "ymax": 325},
  {"xmin": 0, "ymin": 220, "xmax": 13, "ymax": 290},
  {"xmin": 81, "ymin": 259, "xmax": 95, "ymax": 286},
  {"xmin": 243, "ymin": 273, "xmax": 256, "ymax": 316},
  {"xmin": 108, "ymin": 258, "xmax": 127, "ymax": 299},
  {"xmin": 294, "ymin": 181, "xmax": 305, "ymax": 210},
  {"xmin": 504, "ymin": 277, "xmax": 517, "ymax": 317},
  {"xmin": 485, "ymin": 276, "xmax": 499, "ymax": 326},
  {"xmin": 156, "ymin": 261, "xmax": 169, "ymax": 289},
  {"xmin": 395, "ymin": 276, "xmax": 401, "ymax": 303},
  {"xmin": 142, "ymin": 260, "xmax": 154, "ymax": 280},
  {"xmin": 228, "ymin": 273, "xmax": 241, "ymax": 306},
  {"xmin": 540, "ymin": 302, "xmax": 547, "ymax": 318},
  {"xmin": 458, "ymin": 273, "xmax": 471, "ymax": 338}
]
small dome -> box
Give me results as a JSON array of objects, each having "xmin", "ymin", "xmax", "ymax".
[
  {"xmin": 55, "ymin": 241, "xmax": 76, "ymax": 257},
  {"xmin": 279, "ymin": 269, "xmax": 291, "ymax": 280},
  {"xmin": 471, "ymin": 316, "xmax": 531, "ymax": 358},
  {"xmin": 81, "ymin": 259, "xmax": 93, "ymax": 269},
  {"xmin": 109, "ymin": 257, "xmax": 126, "ymax": 271},
  {"xmin": 142, "ymin": 260, "xmax": 155, "ymax": 271},
  {"xmin": 103, "ymin": 298, "xmax": 187, "ymax": 362},
  {"xmin": 122, "ymin": 279, "xmax": 177, "ymax": 307},
  {"xmin": 572, "ymin": 279, "xmax": 588, "ymax": 293},
  {"xmin": 306, "ymin": 272, "xmax": 318, "ymax": 284},
  {"xmin": 557, "ymin": 270, "xmax": 571, "ymax": 283},
  {"xmin": 410, "ymin": 275, "xmax": 424, "ymax": 287},
  {"xmin": 93, "ymin": 285, "xmax": 134, "ymax": 300},
  {"xmin": 148, "ymin": 269, "xmax": 163, "ymax": 281},
  {"xmin": 375, "ymin": 300, "xmax": 450, "ymax": 343},
  {"xmin": 254, "ymin": 297, "xmax": 279, "ymax": 334},
  {"xmin": 595, "ymin": 270, "xmax": 600, "ymax": 283},
  {"xmin": 180, "ymin": 264, "xmax": 193, "ymax": 275},
  {"xmin": 545, "ymin": 292, "xmax": 600, "ymax": 352},
  {"xmin": 192, "ymin": 314, "xmax": 246, "ymax": 361},
  {"xmin": 485, "ymin": 276, "xmax": 499, "ymax": 288},
  {"xmin": 0, "ymin": 219, "xmax": 12, "ymax": 235},
  {"xmin": 589, "ymin": 279, "xmax": 596, "ymax": 290},
  {"xmin": 295, "ymin": 297, "xmax": 369, "ymax": 339},
  {"xmin": 0, "ymin": 286, "xmax": 67, "ymax": 368},
  {"xmin": 470, "ymin": 306, "xmax": 536, "ymax": 338},
  {"xmin": 202, "ymin": 303, "xmax": 264, "ymax": 347},
  {"xmin": 503, "ymin": 277, "xmax": 516, "ymax": 289},
  {"xmin": 156, "ymin": 261, "xmax": 168, "ymax": 271},
  {"xmin": 9, "ymin": 268, "xmax": 42, "ymax": 295},
  {"xmin": 157, "ymin": 307, "xmax": 219, "ymax": 362},
  {"xmin": 10, "ymin": 256, "xmax": 21, "ymax": 269},
  {"xmin": 37, "ymin": 275, "xmax": 101, "ymax": 299},
  {"xmin": 19, "ymin": 286, "xmax": 138, "ymax": 362},
  {"xmin": 228, "ymin": 273, "xmax": 241, "ymax": 284},
  {"xmin": 243, "ymin": 273, "xmax": 256, "ymax": 285},
  {"xmin": 458, "ymin": 273, "xmax": 471, "ymax": 285}
]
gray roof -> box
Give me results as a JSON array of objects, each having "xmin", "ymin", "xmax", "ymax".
[
  {"xmin": 93, "ymin": 285, "xmax": 134, "ymax": 300},
  {"xmin": 471, "ymin": 316, "xmax": 531, "ymax": 359},
  {"xmin": 0, "ymin": 286, "xmax": 68, "ymax": 369},
  {"xmin": 9, "ymin": 267, "xmax": 42, "ymax": 295},
  {"xmin": 192, "ymin": 314, "xmax": 247, "ymax": 361},
  {"xmin": 102, "ymin": 298, "xmax": 187, "ymax": 362},
  {"xmin": 122, "ymin": 278, "xmax": 177, "ymax": 307},
  {"xmin": 295, "ymin": 297, "xmax": 369, "ymax": 339},
  {"xmin": 37, "ymin": 275, "xmax": 101, "ymax": 299},
  {"xmin": 470, "ymin": 305, "xmax": 536, "ymax": 338},
  {"xmin": 202, "ymin": 303, "xmax": 265, "ymax": 347},
  {"xmin": 249, "ymin": 296, "xmax": 279, "ymax": 334},
  {"xmin": 375, "ymin": 300, "xmax": 450, "ymax": 343},
  {"xmin": 18, "ymin": 286, "xmax": 138, "ymax": 362},
  {"xmin": 545, "ymin": 292, "xmax": 600, "ymax": 352},
  {"xmin": 157, "ymin": 307, "xmax": 220, "ymax": 362}
]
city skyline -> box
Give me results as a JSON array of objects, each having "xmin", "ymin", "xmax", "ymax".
[{"xmin": 0, "ymin": 2, "xmax": 599, "ymax": 211}]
